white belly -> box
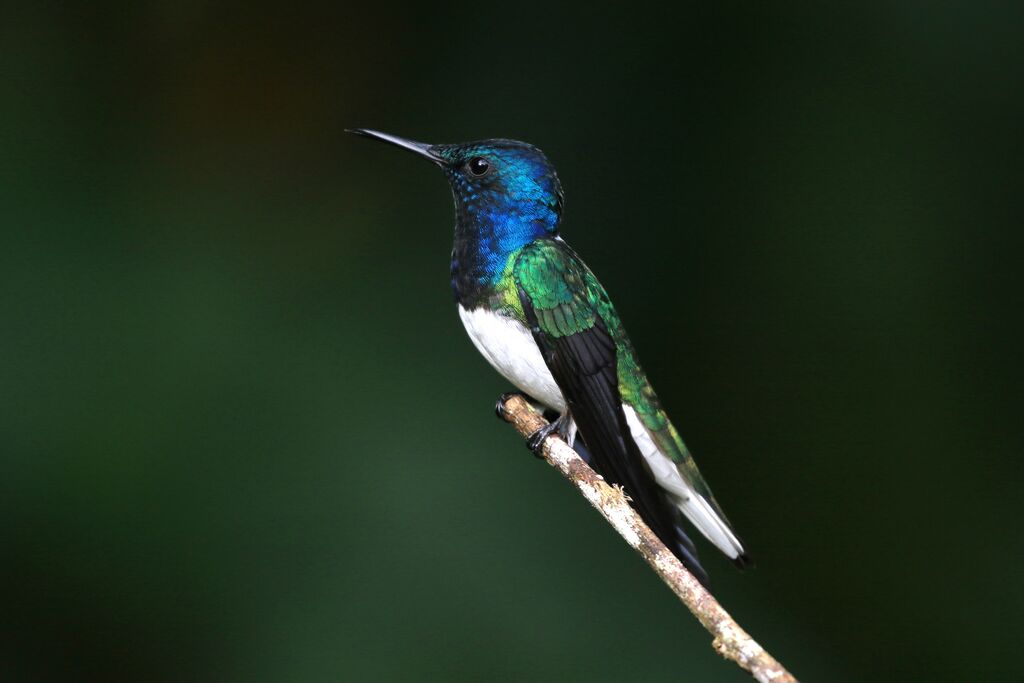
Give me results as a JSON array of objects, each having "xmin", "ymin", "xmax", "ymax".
[{"xmin": 458, "ymin": 305, "xmax": 566, "ymax": 413}]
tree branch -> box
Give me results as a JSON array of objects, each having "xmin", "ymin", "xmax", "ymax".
[{"xmin": 498, "ymin": 394, "xmax": 797, "ymax": 683}]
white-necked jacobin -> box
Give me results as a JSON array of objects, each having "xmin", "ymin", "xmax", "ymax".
[{"xmin": 350, "ymin": 129, "xmax": 751, "ymax": 583}]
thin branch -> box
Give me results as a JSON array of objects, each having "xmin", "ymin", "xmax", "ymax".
[{"xmin": 498, "ymin": 394, "xmax": 797, "ymax": 683}]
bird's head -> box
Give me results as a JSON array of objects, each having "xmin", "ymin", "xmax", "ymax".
[{"xmin": 349, "ymin": 130, "xmax": 564, "ymax": 239}]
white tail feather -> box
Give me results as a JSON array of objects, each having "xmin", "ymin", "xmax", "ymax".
[{"xmin": 622, "ymin": 405, "xmax": 745, "ymax": 560}]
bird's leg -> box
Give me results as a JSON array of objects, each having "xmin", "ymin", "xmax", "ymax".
[
  {"xmin": 526, "ymin": 412, "xmax": 572, "ymax": 458},
  {"xmin": 494, "ymin": 391, "xmax": 528, "ymax": 420},
  {"xmin": 495, "ymin": 392, "xmax": 570, "ymax": 459}
]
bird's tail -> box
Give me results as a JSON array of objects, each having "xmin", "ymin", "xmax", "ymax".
[
  {"xmin": 621, "ymin": 405, "xmax": 753, "ymax": 569},
  {"xmin": 572, "ymin": 437, "xmax": 710, "ymax": 585}
]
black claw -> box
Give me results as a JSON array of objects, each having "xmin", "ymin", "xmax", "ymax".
[
  {"xmin": 526, "ymin": 422, "xmax": 559, "ymax": 457},
  {"xmin": 495, "ymin": 391, "xmax": 525, "ymax": 420}
]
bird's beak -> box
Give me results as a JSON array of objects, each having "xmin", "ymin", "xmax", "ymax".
[{"xmin": 347, "ymin": 128, "xmax": 445, "ymax": 166}]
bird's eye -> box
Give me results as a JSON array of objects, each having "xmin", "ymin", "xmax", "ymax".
[{"xmin": 467, "ymin": 157, "xmax": 490, "ymax": 177}]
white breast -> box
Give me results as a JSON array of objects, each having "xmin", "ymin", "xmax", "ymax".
[{"xmin": 458, "ymin": 305, "xmax": 566, "ymax": 413}]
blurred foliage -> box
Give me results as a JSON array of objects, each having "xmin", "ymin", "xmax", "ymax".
[{"xmin": 2, "ymin": 2, "xmax": 1022, "ymax": 681}]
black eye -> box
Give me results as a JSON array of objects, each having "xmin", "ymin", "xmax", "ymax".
[{"xmin": 467, "ymin": 157, "xmax": 490, "ymax": 177}]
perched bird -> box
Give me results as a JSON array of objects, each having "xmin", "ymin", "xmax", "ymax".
[{"xmin": 350, "ymin": 130, "xmax": 750, "ymax": 583}]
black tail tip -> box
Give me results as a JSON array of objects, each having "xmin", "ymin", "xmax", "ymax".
[{"xmin": 733, "ymin": 553, "xmax": 755, "ymax": 570}]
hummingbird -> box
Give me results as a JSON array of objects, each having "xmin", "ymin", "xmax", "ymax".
[{"xmin": 350, "ymin": 129, "xmax": 751, "ymax": 583}]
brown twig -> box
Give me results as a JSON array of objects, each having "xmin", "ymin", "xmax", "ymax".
[{"xmin": 498, "ymin": 394, "xmax": 797, "ymax": 683}]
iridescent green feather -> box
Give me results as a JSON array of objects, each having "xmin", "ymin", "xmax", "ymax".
[{"xmin": 513, "ymin": 239, "xmax": 728, "ymax": 513}]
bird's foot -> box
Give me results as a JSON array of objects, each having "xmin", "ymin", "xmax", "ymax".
[
  {"xmin": 526, "ymin": 413, "xmax": 570, "ymax": 458},
  {"xmin": 495, "ymin": 391, "xmax": 527, "ymax": 421},
  {"xmin": 526, "ymin": 421, "xmax": 560, "ymax": 458}
]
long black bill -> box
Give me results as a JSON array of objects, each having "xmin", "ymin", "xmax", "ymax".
[{"xmin": 346, "ymin": 128, "xmax": 445, "ymax": 166}]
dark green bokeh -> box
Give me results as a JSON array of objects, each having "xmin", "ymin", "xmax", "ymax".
[{"xmin": 3, "ymin": 3, "xmax": 1021, "ymax": 681}]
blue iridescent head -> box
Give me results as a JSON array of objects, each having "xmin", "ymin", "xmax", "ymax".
[
  {"xmin": 433, "ymin": 140, "xmax": 564, "ymax": 239},
  {"xmin": 350, "ymin": 129, "xmax": 565, "ymax": 297},
  {"xmin": 349, "ymin": 129, "xmax": 564, "ymax": 239}
]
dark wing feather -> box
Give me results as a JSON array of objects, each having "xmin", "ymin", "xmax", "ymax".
[{"xmin": 514, "ymin": 240, "xmax": 708, "ymax": 584}]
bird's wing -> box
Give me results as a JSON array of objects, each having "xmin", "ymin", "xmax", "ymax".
[
  {"xmin": 513, "ymin": 238, "xmax": 710, "ymax": 582},
  {"xmin": 618, "ymin": 361, "xmax": 751, "ymax": 568}
]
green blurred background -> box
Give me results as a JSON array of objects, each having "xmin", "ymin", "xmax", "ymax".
[{"xmin": 3, "ymin": 2, "xmax": 1022, "ymax": 681}]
